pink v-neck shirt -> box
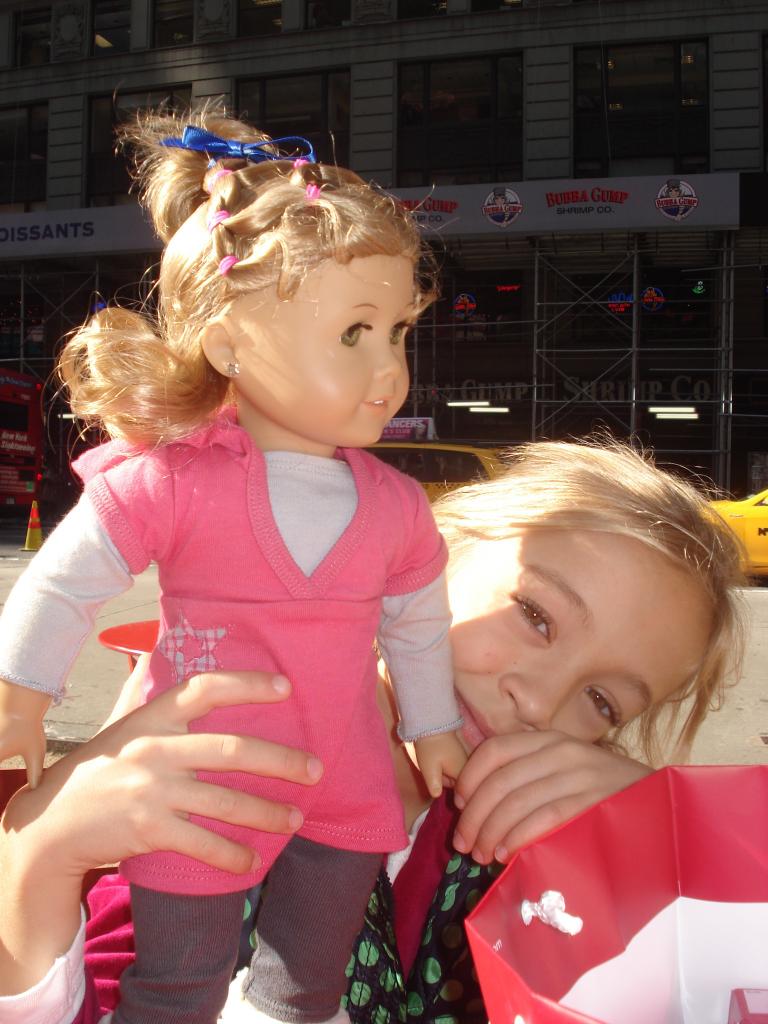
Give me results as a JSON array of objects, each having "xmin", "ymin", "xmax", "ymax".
[{"xmin": 76, "ymin": 412, "xmax": 448, "ymax": 896}]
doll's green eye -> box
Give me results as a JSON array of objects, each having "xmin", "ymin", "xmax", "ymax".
[
  {"xmin": 341, "ymin": 323, "xmax": 365, "ymax": 347},
  {"xmin": 390, "ymin": 322, "xmax": 412, "ymax": 345}
]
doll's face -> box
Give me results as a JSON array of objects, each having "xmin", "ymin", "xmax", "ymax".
[
  {"xmin": 447, "ymin": 528, "xmax": 712, "ymax": 751},
  {"xmin": 207, "ymin": 254, "xmax": 416, "ymax": 457}
]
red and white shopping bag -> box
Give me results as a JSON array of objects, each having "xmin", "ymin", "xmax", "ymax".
[{"xmin": 466, "ymin": 766, "xmax": 768, "ymax": 1024}]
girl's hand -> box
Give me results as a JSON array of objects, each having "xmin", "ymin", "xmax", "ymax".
[
  {"xmin": 452, "ymin": 731, "xmax": 651, "ymax": 865},
  {"xmin": 3, "ymin": 670, "xmax": 323, "ymax": 879},
  {"xmin": 0, "ymin": 669, "xmax": 322, "ymax": 996}
]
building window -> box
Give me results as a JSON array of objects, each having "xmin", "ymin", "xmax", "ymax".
[
  {"xmin": 306, "ymin": 0, "xmax": 350, "ymax": 29},
  {"xmin": 471, "ymin": 0, "xmax": 521, "ymax": 11},
  {"xmin": 574, "ymin": 41, "xmax": 709, "ymax": 177},
  {"xmin": 238, "ymin": 71, "xmax": 350, "ymax": 166},
  {"xmin": 0, "ymin": 105, "xmax": 47, "ymax": 209},
  {"xmin": 238, "ymin": 0, "xmax": 281, "ymax": 36},
  {"xmin": 88, "ymin": 87, "xmax": 192, "ymax": 206},
  {"xmin": 398, "ymin": 0, "xmax": 444, "ymax": 18},
  {"xmin": 93, "ymin": 0, "xmax": 131, "ymax": 52},
  {"xmin": 16, "ymin": 8, "xmax": 50, "ymax": 65},
  {"xmin": 154, "ymin": 0, "xmax": 193, "ymax": 46},
  {"xmin": 398, "ymin": 55, "xmax": 523, "ymax": 186}
]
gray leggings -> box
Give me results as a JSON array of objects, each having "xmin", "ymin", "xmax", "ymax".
[{"xmin": 115, "ymin": 836, "xmax": 382, "ymax": 1024}]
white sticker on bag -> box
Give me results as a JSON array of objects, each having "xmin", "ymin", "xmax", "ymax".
[{"xmin": 520, "ymin": 890, "xmax": 583, "ymax": 936}]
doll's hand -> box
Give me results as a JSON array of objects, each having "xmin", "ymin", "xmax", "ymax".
[
  {"xmin": 452, "ymin": 731, "xmax": 652, "ymax": 864},
  {"xmin": 413, "ymin": 731, "xmax": 468, "ymax": 800},
  {"xmin": 0, "ymin": 679, "xmax": 51, "ymax": 788}
]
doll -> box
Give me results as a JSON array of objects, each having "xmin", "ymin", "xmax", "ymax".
[{"xmin": 0, "ymin": 109, "xmax": 467, "ymax": 1024}]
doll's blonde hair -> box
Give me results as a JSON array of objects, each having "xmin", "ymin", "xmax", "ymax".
[
  {"xmin": 432, "ymin": 438, "xmax": 747, "ymax": 764},
  {"xmin": 58, "ymin": 106, "xmax": 434, "ymax": 446}
]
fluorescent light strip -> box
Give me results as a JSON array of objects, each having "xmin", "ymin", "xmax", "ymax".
[
  {"xmin": 470, "ymin": 406, "xmax": 509, "ymax": 413},
  {"xmin": 655, "ymin": 412, "xmax": 699, "ymax": 420},
  {"xmin": 447, "ymin": 400, "xmax": 489, "ymax": 407},
  {"xmin": 648, "ymin": 406, "xmax": 696, "ymax": 414}
]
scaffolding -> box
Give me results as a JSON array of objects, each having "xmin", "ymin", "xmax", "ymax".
[
  {"xmin": 407, "ymin": 229, "xmax": 754, "ymax": 489},
  {"xmin": 2, "ymin": 229, "xmax": 767, "ymax": 492},
  {"xmin": 529, "ymin": 231, "xmax": 737, "ymax": 489}
]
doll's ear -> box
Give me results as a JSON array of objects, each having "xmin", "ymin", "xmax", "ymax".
[{"xmin": 199, "ymin": 317, "xmax": 236, "ymax": 378}]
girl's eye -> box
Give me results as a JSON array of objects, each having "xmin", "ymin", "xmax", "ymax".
[
  {"xmin": 585, "ymin": 686, "xmax": 621, "ymax": 728},
  {"xmin": 390, "ymin": 322, "xmax": 413, "ymax": 345},
  {"xmin": 514, "ymin": 596, "xmax": 551, "ymax": 641},
  {"xmin": 340, "ymin": 323, "xmax": 366, "ymax": 347}
]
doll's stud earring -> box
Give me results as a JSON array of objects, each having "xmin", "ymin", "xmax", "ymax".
[{"xmin": 226, "ymin": 361, "xmax": 240, "ymax": 377}]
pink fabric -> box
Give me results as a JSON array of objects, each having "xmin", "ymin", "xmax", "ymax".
[
  {"xmin": 74, "ymin": 409, "xmax": 447, "ymax": 896},
  {"xmin": 392, "ymin": 794, "xmax": 456, "ymax": 977},
  {"xmin": 83, "ymin": 874, "xmax": 136, "ymax": 1014}
]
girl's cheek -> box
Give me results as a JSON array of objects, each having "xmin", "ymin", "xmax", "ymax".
[{"xmin": 451, "ymin": 625, "xmax": 503, "ymax": 675}]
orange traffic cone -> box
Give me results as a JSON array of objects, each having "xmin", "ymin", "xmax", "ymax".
[{"xmin": 21, "ymin": 500, "xmax": 43, "ymax": 552}]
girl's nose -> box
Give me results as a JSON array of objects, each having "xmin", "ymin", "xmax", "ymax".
[{"xmin": 499, "ymin": 672, "xmax": 564, "ymax": 731}]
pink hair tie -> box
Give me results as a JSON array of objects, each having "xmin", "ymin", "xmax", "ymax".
[
  {"xmin": 305, "ymin": 183, "xmax": 321, "ymax": 202},
  {"xmin": 293, "ymin": 158, "xmax": 308, "ymax": 168},
  {"xmin": 218, "ymin": 255, "xmax": 240, "ymax": 276},
  {"xmin": 204, "ymin": 168, "xmax": 233, "ymax": 194},
  {"xmin": 207, "ymin": 209, "xmax": 231, "ymax": 232}
]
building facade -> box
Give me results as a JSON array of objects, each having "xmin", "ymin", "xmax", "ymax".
[{"xmin": 1, "ymin": 0, "xmax": 767, "ymax": 490}]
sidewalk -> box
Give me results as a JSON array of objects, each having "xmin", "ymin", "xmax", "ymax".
[{"xmin": 688, "ymin": 586, "xmax": 768, "ymax": 766}]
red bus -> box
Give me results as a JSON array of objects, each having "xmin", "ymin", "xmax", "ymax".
[{"xmin": 0, "ymin": 369, "xmax": 43, "ymax": 508}]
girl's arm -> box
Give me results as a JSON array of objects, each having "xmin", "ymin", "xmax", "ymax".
[
  {"xmin": 0, "ymin": 669, "xmax": 322, "ymax": 998},
  {"xmin": 452, "ymin": 731, "xmax": 652, "ymax": 864}
]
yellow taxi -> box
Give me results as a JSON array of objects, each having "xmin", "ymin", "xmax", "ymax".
[
  {"xmin": 368, "ymin": 442, "xmax": 505, "ymax": 501},
  {"xmin": 711, "ymin": 489, "xmax": 768, "ymax": 577}
]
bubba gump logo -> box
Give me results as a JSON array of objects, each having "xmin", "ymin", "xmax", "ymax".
[
  {"xmin": 655, "ymin": 179, "xmax": 699, "ymax": 221},
  {"xmin": 399, "ymin": 196, "xmax": 459, "ymax": 227},
  {"xmin": 481, "ymin": 187, "xmax": 523, "ymax": 227}
]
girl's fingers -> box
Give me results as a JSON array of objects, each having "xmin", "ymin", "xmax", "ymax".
[
  {"xmin": 455, "ymin": 740, "xmax": 653, "ymax": 863},
  {"xmin": 454, "ymin": 733, "xmax": 565, "ymax": 837},
  {"xmin": 157, "ymin": 816, "xmax": 259, "ymax": 875},
  {"xmin": 455, "ymin": 731, "xmax": 561, "ymax": 803},
  {"xmin": 172, "ymin": 778, "xmax": 304, "ymax": 835},
  {"xmin": 134, "ymin": 732, "xmax": 323, "ymax": 787},
  {"xmin": 460, "ymin": 771, "xmax": 582, "ymax": 862},
  {"xmin": 161, "ymin": 671, "xmax": 293, "ymax": 727},
  {"xmin": 491, "ymin": 790, "xmax": 593, "ymax": 864}
]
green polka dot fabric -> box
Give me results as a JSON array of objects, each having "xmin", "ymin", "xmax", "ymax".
[{"xmin": 344, "ymin": 855, "xmax": 502, "ymax": 1023}]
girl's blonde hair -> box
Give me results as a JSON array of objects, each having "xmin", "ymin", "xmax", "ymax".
[
  {"xmin": 432, "ymin": 438, "xmax": 747, "ymax": 763},
  {"xmin": 58, "ymin": 105, "xmax": 434, "ymax": 446}
]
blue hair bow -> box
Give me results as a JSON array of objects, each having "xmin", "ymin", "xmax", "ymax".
[{"xmin": 160, "ymin": 125, "xmax": 317, "ymax": 165}]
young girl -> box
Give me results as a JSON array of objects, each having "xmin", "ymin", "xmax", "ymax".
[
  {"xmin": 339, "ymin": 437, "xmax": 747, "ymax": 1024},
  {"xmin": 0, "ymin": 438, "xmax": 746, "ymax": 1024},
  {"xmin": 0, "ymin": 108, "xmax": 466, "ymax": 1024}
]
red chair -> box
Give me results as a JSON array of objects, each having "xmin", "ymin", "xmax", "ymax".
[
  {"xmin": 98, "ymin": 620, "xmax": 159, "ymax": 669},
  {"xmin": 0, "ymin": 767, "xmax": 28, "ymax": 814}
]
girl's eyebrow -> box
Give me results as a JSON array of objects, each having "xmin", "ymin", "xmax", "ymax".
[
  {"xmin": 619, "ymin": 673, "xmax": 653, "ymax": 710},
  {"xmin": 527, "ymin": 564, "xmax": 591, "ymax": 625},
  {"xmin": 352, "ymin": 302, "xmax": 377, "ymax": 310}
]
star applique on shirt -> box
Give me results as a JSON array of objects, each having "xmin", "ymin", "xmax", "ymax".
[{"xmin": 157, "ymin": 614, "xmax": 227, "ymax": 685}]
